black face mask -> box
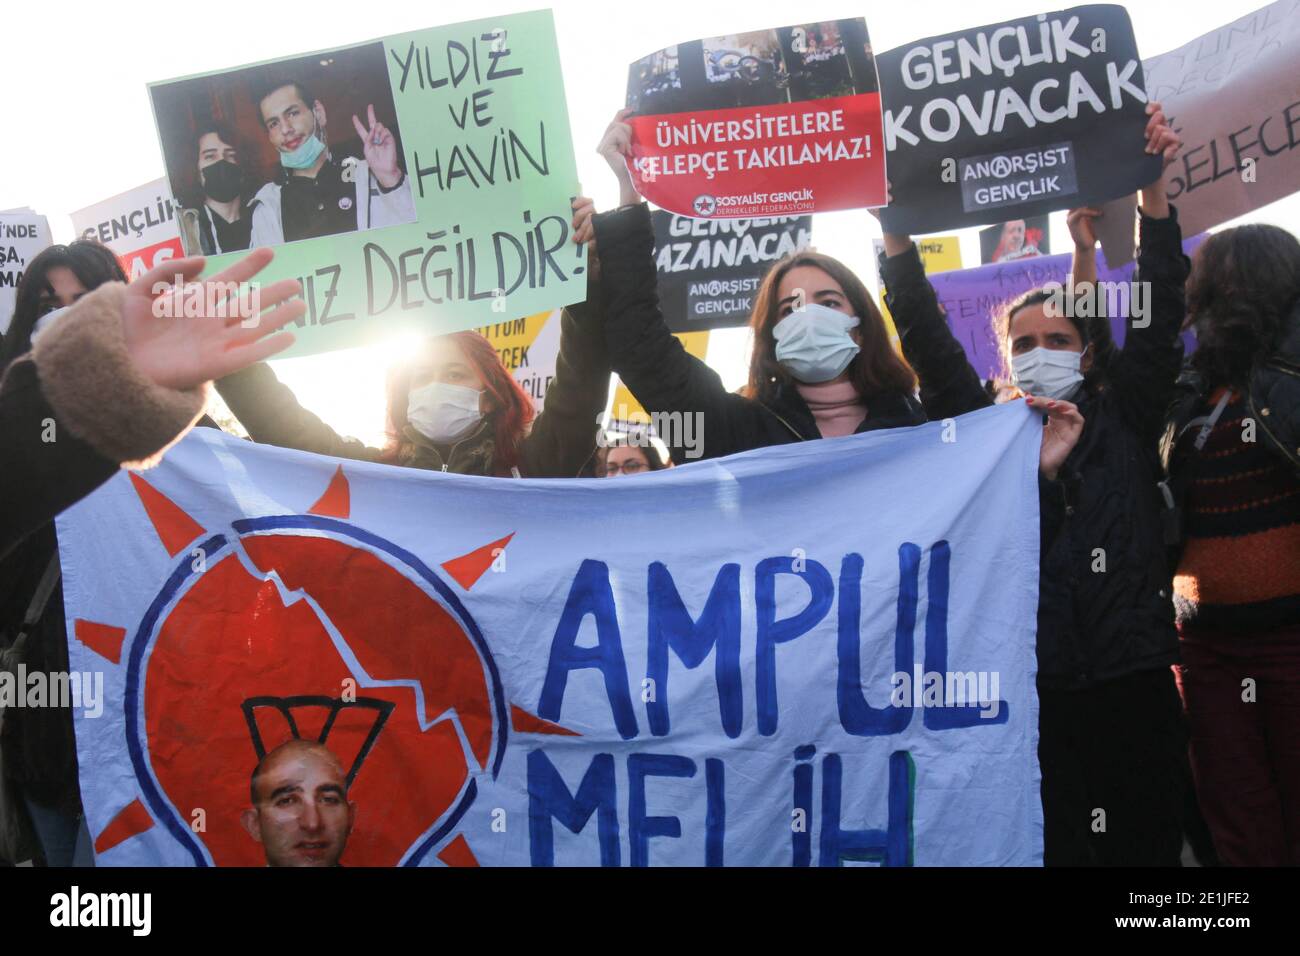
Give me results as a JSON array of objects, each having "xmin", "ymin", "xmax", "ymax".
[{"xmin": 201, "ymin": 160, "xmax": 243, "ymax": 203}]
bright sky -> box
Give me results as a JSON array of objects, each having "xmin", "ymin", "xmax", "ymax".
[{"xmin": 3, "ymin": 0, "xmax": 1295, "ymax": 447}]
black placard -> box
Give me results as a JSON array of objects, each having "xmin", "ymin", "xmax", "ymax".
[
  {"xmin": 877, "ymin": 4, "xmax": 1161, "ymax": 234},
  {"xmin": 652, "ymin": 210, "xmax": 812, "ymax": 332}
]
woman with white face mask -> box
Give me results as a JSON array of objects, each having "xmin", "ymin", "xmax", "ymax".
[
  {"xmin": 879, "ymin": 103, "xmax": 1196, "ymax": 867},
  {"xmin": 591, "ymin": 109, "xmax": 1083, "ymax": 475},
  {"xmin": 213, "ymin": 198, "xmax": 609, "ymax": 478}
]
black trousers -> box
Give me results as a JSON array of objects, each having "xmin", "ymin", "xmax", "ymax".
[{"xmin": 1038, "ymin": 667, "xmax": 1190, "ymax": 866}]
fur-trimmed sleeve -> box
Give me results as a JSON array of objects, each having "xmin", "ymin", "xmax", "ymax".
[{"xmin": 31, "ymin": 282, "xmax": 209, "ymax": 469}]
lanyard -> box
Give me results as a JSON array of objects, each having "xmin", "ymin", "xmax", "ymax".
[{"xmin": 1192, "ymin": 390, "xmax": 1233, "ymax": 452}]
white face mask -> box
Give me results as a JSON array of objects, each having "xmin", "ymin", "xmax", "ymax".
[
  {"xmin": 1011, "ymin": 346, "xmax": 1085, "ymax": 401},
  {"xmin": 30, "ymin": 305, "xmax": 72, "ymax": 344},
  {"xmin": 406, "ymin": 381, "xmax": 484, "ymax": 443},
  {"xmin": 773, "ymin": 303, "xmax": 861, "ymax": 383}
]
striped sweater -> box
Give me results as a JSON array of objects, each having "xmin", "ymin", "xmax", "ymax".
[{"xmin": 1173, "ymin": 387, "xmax": 1300, "ymax": 634}]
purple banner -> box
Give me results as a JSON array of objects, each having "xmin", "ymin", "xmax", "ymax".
[{"xmin": 928, "ymin": 236, "xmax": 1206, "ymax": 382}]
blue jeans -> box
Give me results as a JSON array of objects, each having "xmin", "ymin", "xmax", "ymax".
[{"xmin": 22, "ymin": 794, "xmax": 94, "ymax": 867}]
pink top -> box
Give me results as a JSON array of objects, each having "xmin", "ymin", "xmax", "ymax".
[{"xmin": 796, "ymin": 379, "xmax": 867, "ymax": 438}]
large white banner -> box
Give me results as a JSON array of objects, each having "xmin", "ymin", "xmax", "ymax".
[
  {"xmin": 1145, "ymin": 0, "xmax": 1300, "ymax": 235},
  {"xmin": 69, "ymin": 178, "xmax": 183, "ymax": 281},
  {"xmin": 55, "ymin": 405, "xmax": 1043, "ymax": 866},
  {"xmin": 0, "ymin": 211, "xmax": 52, "ymax": 334}
]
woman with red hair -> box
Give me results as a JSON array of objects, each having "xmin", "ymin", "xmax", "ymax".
[{"xmin": 213, "ymin": 200, "xmax": 609, "ymax": 478}]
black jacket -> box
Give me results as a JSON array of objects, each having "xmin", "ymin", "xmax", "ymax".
[
  {"xmin": 592, "ymin": 202, "xmax": 925, "ymax": 463},
  {"xmin": 2, "ymin": 284, "xmax": 208, "ymax": 814},
  {"xmin": 0, "ymin": 360, "xmax": 114, "ymax": 815},
  {"xmin": 884, "ymin": 207, "xmax": 1191, "ymax": 689},
  {"xmin": 1161, "ymin": 297, "xmax": 1300, "ymax": 483}
]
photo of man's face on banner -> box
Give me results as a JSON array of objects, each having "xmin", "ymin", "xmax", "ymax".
[
  {"xmin": 151, "ymin": 42, "xmax": 417, "ymax": 257},
  {"xmin": 979, "ymin": 215, "xmax": 1050, "ymax": 264}
]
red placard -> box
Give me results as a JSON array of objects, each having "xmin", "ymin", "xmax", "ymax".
[
  {"xmin": 628, "ymin": 93, "xmax": 886, "ymax": 219},
  {"xmin": 119, "ymin": 236, "xmax": 184, "ymax": 281}
]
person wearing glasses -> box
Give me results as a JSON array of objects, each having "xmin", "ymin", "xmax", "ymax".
[{"xmin": 594, "ymin": 434, "xmax": 669, "ymax": 478}]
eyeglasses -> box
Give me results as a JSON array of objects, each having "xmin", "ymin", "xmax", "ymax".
[{"xmin": 599, "ymin": 461, "xmax": 649, "ymax": 477}]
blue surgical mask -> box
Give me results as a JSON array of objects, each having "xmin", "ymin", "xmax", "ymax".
[
  {"xmin": 773, "ymin": 303, "xmax": 861, "ymax": 383},
  {"xmin": 279, "ymin": 127, "xmax": 327, "ymax": 170},
  {"xmin": 1011, "ymin": 346, "xmax": 1084, "ymax": 401},
  {"xmin": 406, "ymin": 381, "xmax": 484, "ymax": 444}
]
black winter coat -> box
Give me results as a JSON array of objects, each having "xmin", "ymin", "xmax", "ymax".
[
  {"xmin": 1161, "ymin": 296, "xmax": 1300, "ymax": 483},
  {"xmin": 592, "ymin": 202, "xmax": 925, "ymax": 463},
  {"xmin": 883, "ymin": 207, "xmax": 1191, "ymax": 689},
  {"xmin": 1, "ymin": 283, "xmax": 209, "ymax": 814}
]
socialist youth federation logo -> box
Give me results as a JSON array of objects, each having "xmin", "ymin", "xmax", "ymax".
[
  {"xmin": 693, "ymin": 194, "xmax": 717, "ymax": 216},
  {"xmin": 72, "ymin": 466, "xmax": 568, "ymax": 867}
]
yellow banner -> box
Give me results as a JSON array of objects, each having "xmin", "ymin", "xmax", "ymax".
[{"xmin": 875, "ymin": 235, "xmax": 963, "ymax": 346}]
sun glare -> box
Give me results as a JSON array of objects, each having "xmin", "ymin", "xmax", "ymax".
[{"xmin": 270, "ymin": 332, "xmax": 427, "ymax": 450}]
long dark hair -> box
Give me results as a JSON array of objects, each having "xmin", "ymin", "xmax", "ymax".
[
  {"xmin": 382, "ymin": 330, "xmax": 536, "ymax": 477},
  {"xmin": 1185, "ymin": 224, "xmax": 1300, "ymax": 386},
  {"xmin": 1, "ymin": 240, "xmax": 126, "ymax": 370},
  {"xmin": 745, "ymin": 251, "xmax": 916, "ymax": 402}
]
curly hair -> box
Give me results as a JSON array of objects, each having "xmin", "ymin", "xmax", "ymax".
[{"xmin": 1185, "ymin": 224, "xmax": 1300, "ymax": 387}]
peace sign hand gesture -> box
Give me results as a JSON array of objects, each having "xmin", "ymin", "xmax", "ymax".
[{"xmin": 353, "ymin": 104, "xmax": 402, "ymax": 189}]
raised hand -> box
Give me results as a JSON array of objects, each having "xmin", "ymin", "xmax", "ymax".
[
  {"xmin": 571, "ymin": 195, "xmax": 600, "ymax": 281},
  {"xmin": 1143, "ymin": 101, "xmax": 1181, "ymax": 168},
  {"xmin": 124, "ymin": 248, "xmax": 303, "ymax": 391},
  {"xmin": 1066, "ymin": 207, "xmax": 1102, "ymax": 252},
  {"xmin": 1139, "ymin": 101, "xmax": 1181, "ymax": 219},
  {"xmin": 571, "ymin": 195, "xmax": 596, "ymax": 246},
  {"xmin": 869, "ymin": 183, "xmax": 911, "ymax": 257},
  {"xmin": 353, "ymin": 104, "xmax": 402, "ymax": 189},
  {"xmin": 1025, "ymin": 395, "xmax": 1085, "ymax": 481},
  {"xmin": 598, "ymin": 108, "xmax": 641, "ymax": 206}
]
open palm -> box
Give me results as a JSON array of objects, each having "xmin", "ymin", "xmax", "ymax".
[{"xmin": 122, "ymin": 248, "xmax": 303, "ymax": 392}]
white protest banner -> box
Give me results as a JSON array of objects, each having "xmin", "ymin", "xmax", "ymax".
[
  {"xmin": 1144, "ymin": 0, "xmax": 1300, "ymax": 236},
  {"xmin": 56, "ymin": 406, "xmax": 1043, "ymax": 865},
  {"xmin": 0, "ymin": 211, "xmax": 53, "ymax": 334},
  {"xmin": 70, "ymin": 179, "xmax": 184, "ymax": 280}
]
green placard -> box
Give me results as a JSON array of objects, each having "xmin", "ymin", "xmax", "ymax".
[{"xmin": 148, "ymin": 9, "xmax": 584, "ymax": 358}]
